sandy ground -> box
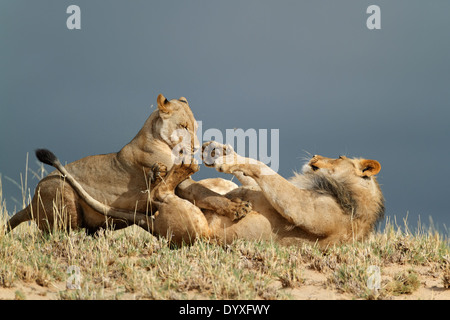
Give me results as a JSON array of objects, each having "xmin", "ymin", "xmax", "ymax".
[
  {"xmin": 286, "ymin": 266, "xmax": 450, "ymax": 300},
  {"xmin": 1, "ymin": 265, "xmax": 448, "ymax": 300}
]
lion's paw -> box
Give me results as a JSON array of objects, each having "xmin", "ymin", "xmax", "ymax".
[
  {"xmin": 202, "ymin": 141, "xmax": 236, "ymax": 170},
  {"xmin": 227, "ymin": 198, "xmax": 252, "ymax": 221},
  {"xmin": 171, "ymin": 158, "xmax": 200, "ymax": 178},
  {"xmin": 150, "ymin": 162, "xmax": 167, "ymax": 183}
]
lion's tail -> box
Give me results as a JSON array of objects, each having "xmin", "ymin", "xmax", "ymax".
[
  {"xmin": 35, "ymin": 148, "xmax": 59, "ymax": 167},
  {"xmin": 35, "ymin": 149, "xmax": 154, "ymax": 230}
]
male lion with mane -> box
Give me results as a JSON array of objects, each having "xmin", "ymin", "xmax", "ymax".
[{"xmin": 196, "ymin": 141, "xmax": 385, "ymax": 247}]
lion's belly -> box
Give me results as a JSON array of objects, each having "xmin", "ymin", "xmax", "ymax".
[{"xmin": 79, "ymin": 202, "xmax": 131, "ymax": 231}]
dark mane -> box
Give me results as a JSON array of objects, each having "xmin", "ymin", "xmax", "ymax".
[
  {"xmin": 309, "ymin": 174, "xmax": 358, "ymax": 217},
  {"xmin": 307, "ymin": 173, "xmax": 385, "ymax": 224}
]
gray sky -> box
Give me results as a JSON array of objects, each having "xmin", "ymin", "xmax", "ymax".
[{"xmin": 1, "ymin": 1, "xmax": 449, "ymax": 233}]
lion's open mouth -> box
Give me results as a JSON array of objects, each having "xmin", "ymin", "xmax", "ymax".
[{"xmin": 310, "ymin": 164, "xmax": 319, "ymax": 171}]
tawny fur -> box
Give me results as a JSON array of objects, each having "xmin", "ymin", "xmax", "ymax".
[{"xmin": 5, "ymin": 95, "xmax": 249, "ymax": 243}]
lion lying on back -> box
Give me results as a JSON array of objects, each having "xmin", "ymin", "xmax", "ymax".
[{"xmin": 198, "ymin": 142, "xmax": 385, "ymax": 247}]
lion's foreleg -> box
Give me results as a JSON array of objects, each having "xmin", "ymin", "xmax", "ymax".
[
  {"xmin": 238, "ymin": 167, "xmax": 340, "ymax": 235},
  {"xmin": 176, "ymin": 179, "xmax": 251, "ymax": 221},
  {"xmin": 231, "ymin": 171, "xmax": 258, "ymax": 187},
  {"xmin": 203, "ymin": 141, "xmax": 272, "ymax": 180}
]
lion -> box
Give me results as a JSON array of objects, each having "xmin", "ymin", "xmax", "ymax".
[
  {"xmin": 197, "ymin": 141, "xmax": 385, "ymax": 247},
  {"xmin": 5, "ymin": 94, "xmax": 249, "ymax": 241}
]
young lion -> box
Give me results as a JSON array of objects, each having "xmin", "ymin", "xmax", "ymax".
[{"xmin": 5, "ymin": 95, "xmax": 248, "ymax": 237}]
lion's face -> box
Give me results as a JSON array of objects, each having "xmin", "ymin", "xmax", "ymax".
[
  {"xmin": 302, "ymin": 155, "xmax": 381, "ymax": 182},
  {"xmin": 157, "ymin": 94, "xmax": 200, "ymax": 158}
]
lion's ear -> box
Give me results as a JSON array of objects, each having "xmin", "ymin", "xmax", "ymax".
[
  {"xmin": 179, "ymin": 97, "xmax": 188, "ymax": 104},
  {"xmin": 157, "ymin": 94, "xmax": 172, "ymax": 114},
  {"xmin": 359, "ymin": 159, "xmax": 381, "ymax": 177}
]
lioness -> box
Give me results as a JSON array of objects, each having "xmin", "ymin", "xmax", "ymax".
[{"xmin": 5, "ymin": 94, "xmax": 248, "ymax": 239}]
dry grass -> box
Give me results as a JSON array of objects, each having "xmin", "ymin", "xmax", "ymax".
[{"xmin": 0, "ymin": 171, "xmax": 449, "ymax": 300}]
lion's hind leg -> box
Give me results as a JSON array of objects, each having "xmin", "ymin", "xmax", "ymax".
[
  {"xmin": 7, "ymin": 177, "xmax": 83, "ymax": 234},
  {"xmin": 5, "ymin": 207, "xmax": 31, "ymax": 233}
]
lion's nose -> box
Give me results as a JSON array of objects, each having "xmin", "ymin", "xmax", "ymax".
[{"xmin": 309, "ymin": 155, "xmax": 319, "ymax": 165}]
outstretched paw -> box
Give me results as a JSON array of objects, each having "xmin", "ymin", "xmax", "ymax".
[{"xmin": 202, "ymin": 141, "xmax": 237, "ymax": 173}]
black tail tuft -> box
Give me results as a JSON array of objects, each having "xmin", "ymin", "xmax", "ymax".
[{"xmin": 35, "ymin": 149, "xmax": 59, "ymax": 166}]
